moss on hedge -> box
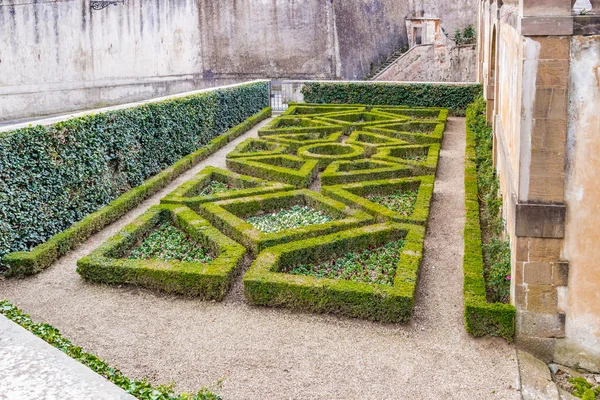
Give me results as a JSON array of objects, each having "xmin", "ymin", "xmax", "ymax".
[
  {"xmin": 77, "ymin": 204, "xmax": 246, "ymax": 300},
  {"xmin": 243, "ymin": 222, "xmax": 425, "ymax": 323},
  {"xmin": 2, "ymin": 105, "xmax": 271, "ymax": 277}
]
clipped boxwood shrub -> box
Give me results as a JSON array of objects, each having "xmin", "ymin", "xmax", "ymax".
[
  {"xmin": 77, "ymin": 204, "xmax": 246, "ymax": 300},
  {"xmin": 283, "ymin": 104, "xmax": 366, "ymax": 116},
  {"xmin": 346, "ymin": 130, "xmax": 409, "ymax": 157},
  {"xmin": 371, "ymin": 107, "xmax": 449, "ymax": 124},
  {"xmin": 372, "ymin": 144, "xmax": 441, "ymax": 176},
  {"xmin": 321, "ymin": 159, "xmax": 413, "ymax": 186},
  {"xmin": 226, "ymin": 138, "xmax": 289, "ymax": 159},
  {"xmin": 463, "ymin": 101, "xmax": 515, "ymax": 341},
  {"xmin": 1, "ymin": 81, "xmax": 269, "ymax": 276},
  {"xmin": 322, "ymin": 176, "xmax": 434, "ymax": 226},
  {"xmin": 198, "ymin": 189, "xmax": 374, "ymax": 254},
  {"xmin": 297, "ymin": 143, "xmax": 365, "ymax": 170},
  {"xmin": 261, "ymin": 131, "xmax": 344, "ymax": 152},
  {"xmin": 243, "ymin": 222, "xmax": 425, "ymax": 323},
  {"xmin": 226, "ymin": 155, "xmax": 319, "ymax": 189},
  {"xmin": 301, "ymin": 82, "xmax": 482, "ymax": 113},
  {"xmin": 161, "ymin": 166, "xmax": 294, "ymax": 209},
  {"xmin": 314, "ymin": 111, "xmax": 409, "ymax": 130}
]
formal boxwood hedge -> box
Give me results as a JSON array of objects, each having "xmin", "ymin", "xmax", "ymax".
[
  {"xmin": 346, "ymin": 130, "xmax": 409, "ymax": 157},
  {"xmin": 301, "ymin": 82, "xmax": 482, "ymax": 113},
  {"xmin": 463, "ymin": 104, "xmax": 515, "ymax": 341},
  {"xmin": 371, "ymin": 107, "xmax": 449, "ymax": 124},
  {"xmin": 372, "ymin": 144, "xmax": 441, "ymax": 176},
  {"xmin": 322, "ymin": 176, "xmax": 434, "ymax": 226},
  {"xmin": 0, "ymin": 300, "xmax": 220, "ymax": 400},
  {"xmin": 198, "ymin": 189, "xmax": 374, "ymax": 254},
  {"xmin": 1, "ymin": 81, "xmax": 269, "ymax": 276},
  {"xmin": 321, "ymin": 159, "xmax": 413, "ymax": 186},
  {"xmin": 243, "ymin": 222, "xmax": 425, "ymax": 323},
  {"xmin": 261, "ymin": 131, "xmax": 344, "ymax": 152},
  {"xmin": 297, "ymin": 143, "xmax": 366, "ymax": 170},
  {"xmin": 314, "ymin": 111, "xmax": 409, "ymax": 129},
  {"xmin": 160, "ymin": 166, "xmax": 294, "ymax": 209},
  {"xmin": 283, "ymin": 104, "xmax": 366, "ymax": 116},
  {"xmin": 226, "ymin": 155, "xmax": 319, "ymax": 189},
  {"xmin": 77, "ymin": 204, "xmax": 245, "ymax": 300},
  {"xmin": 367, "ymin": 120, "xmax": 445, "ymax": 143},
  {"xmin": 226, "ymin": 138, "xmax": 289, "ymax": 159}
]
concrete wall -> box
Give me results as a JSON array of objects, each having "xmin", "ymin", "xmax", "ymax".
[
  {"xmin": 560, "ymin": 35, "xmax": 600, "ymax": 371},
  {"xmin": 0, "ymin": 0, "xmax": 479, "ymax": 121},
  {"xmin": 373, "ymin": 44, "xmax": 477, "ymax": 82}
]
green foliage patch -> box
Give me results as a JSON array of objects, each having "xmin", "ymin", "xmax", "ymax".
[
  {"xmin": 77, "ymin": 204, "xmax": 245, "ymax": 300},
  {"xmin": 246, "ymin": 205, "xmax": 334, "ymax": 233},
  {"xmin": 226, "ymin": 155, "xmax": 319, "ymax": 189},
  {"xmin": 0, "ymin": 300, "xmax": 221, "ymax": 400},
  {"xmin": 1, "ymin": 82, "xmax": 269, "ymax": 276},
  {"xmin": 226, "ymin": 138, "xmax": 289, "ymax": 159},
  {"xmin": 261, "ymin": 131, "xmax": 343, "ymax": 152},
  {"xmin": 297, "ymin": 143, "xmax": 366, "ymax": 170},
  {"xmin": 463, "ymin": 97, "xmax": 515, "ymax": 341},
  {"xmin": 301, "ymin": 82, "xmax": 482, "ymax": 114},
  {"xmin": 372, "ymin": 144, "xmax": 441, "ymax": 176},
  {"xmin": 321, "ymin": 159, "xmax": 412, "ymax": 186}
]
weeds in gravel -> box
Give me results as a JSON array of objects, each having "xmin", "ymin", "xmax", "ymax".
[
  {"xmin": 285, "ymin": 240, "xmax": 406, "ymax": 286},
  {"xmin": 0, "ymin": 300, "xmax": 221, "ymax": 400},
  {"xmin": 366, "ymin": 189, "xmax": 419, "ymax": 215},
  {"xmin": 129, "ymin": 223, "xmax": 214, "ymax": 263},
  {"xmin": 245, "ymin": 205, "xmax": 334, "ymax": 233}
]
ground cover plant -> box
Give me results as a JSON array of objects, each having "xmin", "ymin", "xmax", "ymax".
[
  {"xmin": 246, "ymin": 205, "xmax": 334, "ymax": 233},
  {"xmin": 372, "ymin": 144, "xmax": 441, "ymax": 176},
  {"xmin": 77, "ymin": 205, "xmax": 245, "ymax": 300},
  {"xmin": 463, "ymin": 97, "xmax": 515, "ymax": 340},
  {"xmin": 366, "ymin": 189, "xmax": 419, "ymax": 216},
  {"xmin": 0, "ymin": 300, "xmax": 221, "ymax": 400},
  {"xmin": 1, "ymin": 81, "xmax": 269, "ymax": 276},
  {"xmin": 285, "ymin": 239, "xmax": 406, "ymax": 286}
]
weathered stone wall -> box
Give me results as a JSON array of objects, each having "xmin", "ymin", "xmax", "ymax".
[
  {"xmin": 373, "ymin": 44, "xmax": 477, "ymax": 82},
  {"xmin": 560, "ymin": 35, "xmax": 600, "ymax": 372}
]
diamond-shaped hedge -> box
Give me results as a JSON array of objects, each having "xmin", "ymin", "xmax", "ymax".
[
  {"xmin": 161, "ymin": 166, "xmax": 293, "ymax": 208},
  {"xmin": 366, "ymin": 121, "xmax": 445, "ymax": 144},
  {"xmin": 227, "ymin": 138, "xmax": 289, "ymax": 159},
  {"xmin": 198, "ymin": 189, "xmax": 374, "ymax": 254},
  {"xmin": 243, "ymin": 222, "xmax": 425, "ymax": 323},
  {"xmin": 261, "ymin": 131, "xmax": 343, "ymax": 152},
  {"xmin": 372, "ymin": 144, "xmax": 441, "ymax": 176},
  {"xmin": 226, "ymin": 155, "xmax": 319, "ymax": 188},
  {"xmin": 346, "ymin": 130, "xmax": 409, "ymax": 156},
  {"xmin": 76, "ymin": 204, "xmax": 246, "ymax": 300},
  {"xmin": 321, "ymin": 159, "xmax": 412, "ymax": 186},
  {"xmin": 322, "ymin": 176, "xmax": 434, "ymax": 225}
]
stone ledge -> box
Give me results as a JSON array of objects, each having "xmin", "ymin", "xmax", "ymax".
[
  {"xmin": 515, "ymin": 201, "xmax": 566, "ymax": 238},
  {"xmin": 518, "ymin": 350, "xmax": 560, "ymax": 400},
  {"xmin": 521, "ymin": 16, "xmax": 574, "ymax": 36},
  {"xmin": 573, "ymin": 15, "xmax": 600, "ymax": 36}
]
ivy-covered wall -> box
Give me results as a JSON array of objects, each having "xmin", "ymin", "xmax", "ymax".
[
  {"xmin": 0, "ymin": 82, "xmax": 268, "ymax": 264},
  {"xmin": 302, "ymin": 82, "xmax": 482, "ymax": 114}
]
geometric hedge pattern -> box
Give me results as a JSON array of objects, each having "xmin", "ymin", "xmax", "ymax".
[{"xmin": 79, "ymin": 103, "xmax": 448, "ymax": 323}]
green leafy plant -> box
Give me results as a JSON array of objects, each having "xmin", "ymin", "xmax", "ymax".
[
  {"xmin": 454, "ymin": 25, "xmax": 476, "ymax": 45},
  {"xmin": 366, "ymin": 189, "xmax": 419, "ymax": 216},
  {"xmin": 246, "ymin": 205, "xmax": 334, "ymax": 234},
  {"xmin": 285, "ymin": 239, "xmax": 406, "ymax": 286},
  {"xmin": 197, "ymin": 181, "xmax": 237, "ymax": 196},
  {"xmin": 0, "ymin": 300, "xmax": 221, "ymax": 400},
  {"xmin": 568, "ymin": 377, "xmax": 600, "ymax": 399}
]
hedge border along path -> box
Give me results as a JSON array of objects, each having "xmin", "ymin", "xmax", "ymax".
[
  {"xmin": 226, "ymin": 154, "xmax": 320, "ymax": 189},
  {"xmin": 300, "ymin": 81, "xmax": 482, "ymax": 113},
  {"xmin": 77, "ymin": 204, "xmax": 245, "ymax": 300},
  {"xmin": 160, "ymin": 166, "xmax": 294, "ymax": 209},
  {"xmin": 372, "ymin": 143, "xmax": 441, "ymax": 176},
  {"xmin": 242, "ymin": 222, "xmax": 425, "ymax": 323},
  {"xmin": 226, "ymin": 138, "xmax": 290, "ymax": 159},
  {"xmin": 1, "ymin": 82, "xmax": 270, "ymax": 277},
  {"xmin": 322, "ymin": 176, "xmax": 434, "ymax": 226},
  {"xmin": 463, "ymin": 103, "xmax": 516, "ymax": 341},
  {"xmin": 196, "ymin": 189, "xmax": 375, "ymax": 255}
]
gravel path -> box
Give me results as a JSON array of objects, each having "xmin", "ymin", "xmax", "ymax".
[{"xmin": 0, "ymin": 117, "xmax": 521, "ymax": 399}]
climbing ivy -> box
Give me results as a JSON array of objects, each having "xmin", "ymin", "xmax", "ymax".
[{"xmin": 0, "ymin": 82, "xmax": 268, "ymax": 266}]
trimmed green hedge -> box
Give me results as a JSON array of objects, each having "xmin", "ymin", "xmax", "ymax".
[
  {"xmin": 0, "ymin": 300, "xmax": 220, "ymax": 399},
  {"xmin": 297, "ymin": 143, "xmax": 365, "ymax": 170},
  {"xmin": 261, "ymin": 131, "xmax": 344, "ymax": 153},
  {"xmin": 243, "ymin": 222, "xmax": 425, "ymax": 323},
  {"xmin": 198, "ymin": 189, "xmax": 374, "ymax": 254},
  {"xmin": 372, "ymin": 144, "xmax": 441, "ymax": 176},
  {"xmin": 322, "ymin": 176, "xmax": 434, "ymax": 226},
  {"xmin": 321, "ymin": 159, "xmax": 413, "ymax": 186},
  {"xmin": 283, "ymin": 104, "xmax": 365, "ymax": 115},
  {"xmin": 2, "ymin": 104, "xmax": 271, "ymax": 277},
  {"xmin": 226, "ymin": 155, "xmax": 319, "ymax": 189},
  {"xmin": 77, "ymin": 204, "xmax": 246, "ymax": 300},
  {"xmin": 366, "ymin": 121, "xmax": 446, "ymax": 144},
  {"xmin": 226, "ymin": 138, "xmax": 289, "ymax": 159},
  {"xmin": 346, "ymin": 130, "xmax": 409, "ymax": 157},
  {"xmin": 301, "ymin": 82, "xmax": 482, "ymax": 112},
  {"xmin": 463, "ymin": 102, "xmax": 515, "ymax": 341},
  {"xmin": 1, "ymin": 82, "xmax": 269, "ymax": 275},
  {"xmin": 161, "ymin": 166, "xmax": 294, "ymax": 209},
  {"xmin": 372, "ymin": 107, "xmax": 449, "ymax": 124}
]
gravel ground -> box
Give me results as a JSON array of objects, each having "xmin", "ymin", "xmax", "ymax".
[{"xmin": 0, "ymin": 117, "xmax": 521, "ymax": 399}]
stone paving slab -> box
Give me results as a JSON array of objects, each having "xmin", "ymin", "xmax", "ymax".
[{"xmin": 0, "ymin": 315, "xmax": 135, "ymax": 400}]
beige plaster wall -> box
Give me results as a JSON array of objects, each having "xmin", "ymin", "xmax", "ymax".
[{"xmin": 561, "ymin": 35, "xmax": 600, "ymax": 371}]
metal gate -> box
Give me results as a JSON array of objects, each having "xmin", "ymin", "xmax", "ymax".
[{"xmin": 269, "ymin": 80, "xmax": 305, "ymax": 112}]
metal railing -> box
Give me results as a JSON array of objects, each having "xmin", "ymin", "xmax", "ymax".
[{"xmin": 269, "ymin": 80, "xmax": 305, "ymax": 112}]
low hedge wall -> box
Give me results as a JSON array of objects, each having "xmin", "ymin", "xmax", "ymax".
[
  {"xmin": 372, "ymin": 144, "xmax": 441, "ymax": 176},
  {"xmin": 226, "ymin": 138, "xmax": 289, "ymax": 159},
  {"xmin": 261, "ymin": 131, "xmax": 343, "ymax": 152},
  {"xmin": 0, "ymin": 300, "xmax": 220, "ymax": 400},
  {"xmin": 297, "ymin": 143, "xmax": 365, "ymax": 170},
  {"xmin": 226, "ymin": 155, "xmax": 319, "ymax": 189},
  {"xmin": 2, "ymin": 103, "xmax": 271, "ymax": 277},
  {"xmin": 77, "ymin": 204, "xmax": 246, "ymax": 300},
  {"xmin": 346, "ymin": 130, "xmax": 409, "ymax": 157},
  {"xmin": 372, "ymin": 107, "xmax": 449, "ymax": 124},
  {"xmin": 322, "ymin": 176, "xmax": 434, "ymax": 226},
  {"xmin": 160, "ymin": 166, "xmax": 294, "ymax": 209},
  {"xmin": 301, "ymin": 82, "xmax": 482, "ymax": 113},
  {"xmin": 243, "ymin": 222, "xmax": 425, "ymax": 323},
  {"xmin": 321, "ymin": 160, "xmax": 413, "ymax": 186},
  {"xmin": 463, "ymin": 103, "xmax": 515, "ymax": 341},
  {"xmin": 198, "ymin": 189, "xmax": 374, "ymax": 254}
]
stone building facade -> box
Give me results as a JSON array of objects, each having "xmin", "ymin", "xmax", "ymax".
[{"xmin": 477, "ymin": 0, "xmax": 600, "ymax": 371}]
